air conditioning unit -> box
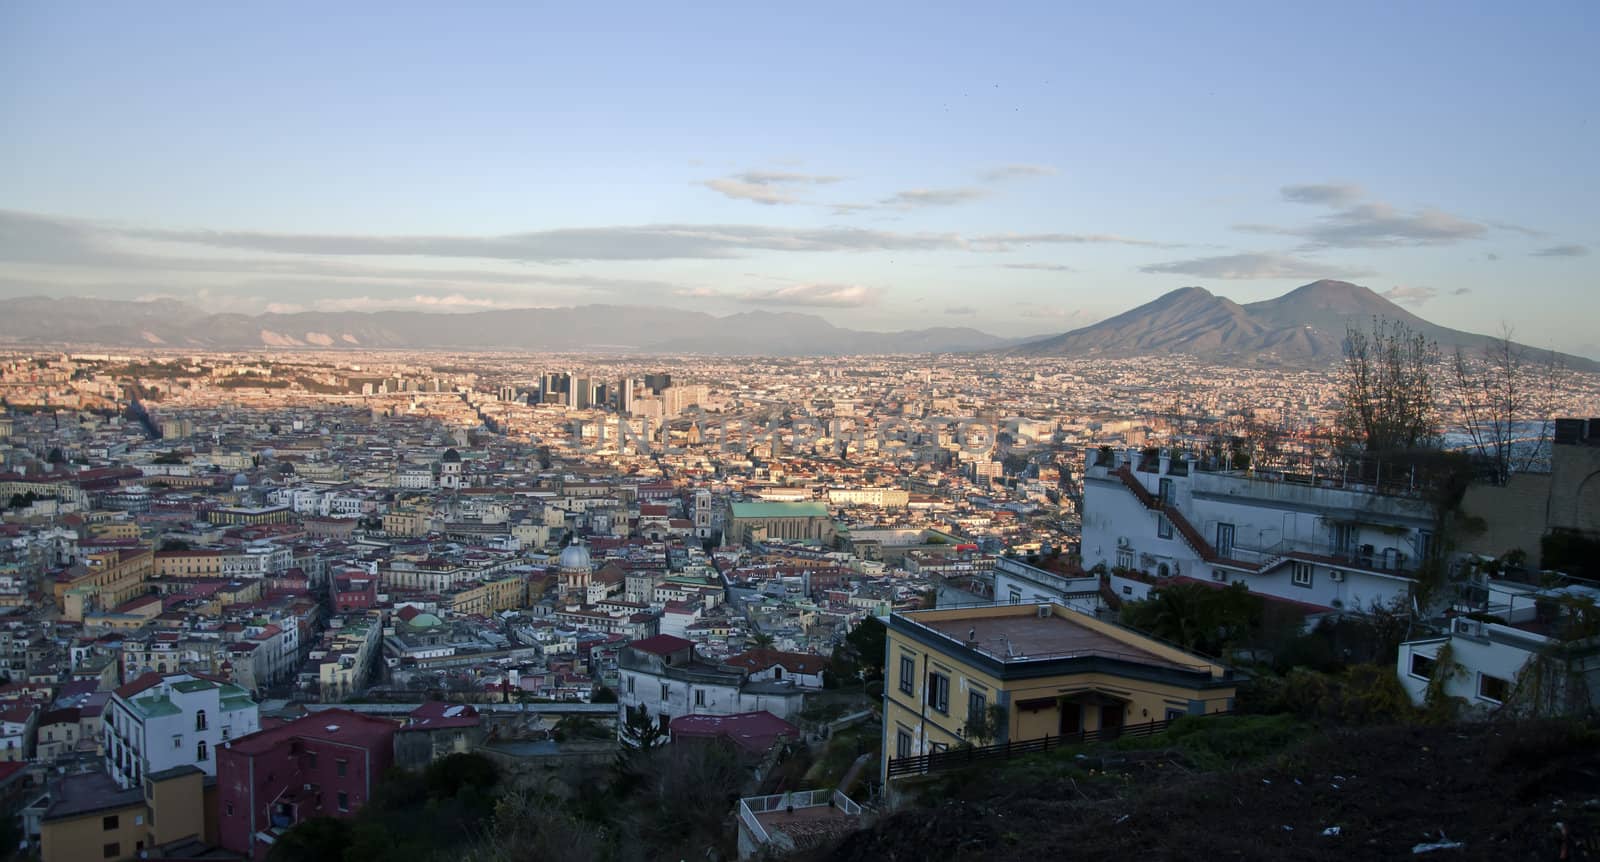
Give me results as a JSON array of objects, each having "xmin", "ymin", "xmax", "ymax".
[
  {"xmin": 1453, "ymin": 618, "xmax": 1485, "ymax": 638},
  {"xmin": 1036, "ymin": 604, "xmax": 1051, "ymax": 618},
  {"xmin": 1329, "ymin": 571, "xmax": 1345, "ymax": 583},
  {"xmin": 1116, "ymin": 536, "xmax": 1131, "ymax": 548},
  {"xmin": 1211, "ymin": 570, "xmax": 1226, "ymax": 582}
]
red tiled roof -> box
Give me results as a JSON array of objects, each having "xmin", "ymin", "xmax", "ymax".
[
  {"xmin": 114, "ymin": 672, "xmax": 165, "ymax": 699},
  {"xmin": 627, "ymin": 634, "xmax": 694, "ymax": 656},
  {"xmin": 669, "ymin": 711, "xmax": 798, "ymax": 755},
  {"xmin": 224, "ymin": 708, "xmax": 396, "ymax": 756},
  {"xmin": 401, "ymin": 701, "xmax": 481, "ymax": 731},
  {"xmin": 724, "ymin": 648, "xmax": 827, "ymax": 675}
]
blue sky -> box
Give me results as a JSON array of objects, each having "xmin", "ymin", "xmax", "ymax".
[{"xmin": 2, "ymin": 1, "xmax": 1596, "ymax": 353}]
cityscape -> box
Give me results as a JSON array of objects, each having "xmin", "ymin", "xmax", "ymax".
[{"xmin": 4, "ymin": 3, "xmax": 1598, "ymax": 861}]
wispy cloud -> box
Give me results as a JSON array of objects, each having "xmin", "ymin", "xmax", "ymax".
[
  {"xmin": 879, "ymin": 187, "xmax": 989, "ymax": 209},
  {"xmin": 1381, "ymin": 285, "xmax": 1438, "ymax": 306},
  {"xmin": 974, "ymin": 232, "xmax": 1180, "ymax": 250},
  {"xmin": 1280, "ymin": 183, "xmax": 1364, "ymax": 206},
  {"xmin": 739, "ymin": 283, "xmax": 881, "ymax": 307},
  {"xmin": 1531, "ymin": 243, "xmax": 1589, "ymax": 257},
  {"xmin": 979, "ymin": 163, "xmax": 1058, "ymax": 183},
  {"xmin": 1141, "ymin": 252, "xmax": 1374, "ymax": 280},
  {"xmin": 1002, "ymin": 262, "xmax": 1075, "ymax": 272},
  {"xmin": 700, "ymin": 170, "xmax": 842, "ymax": 205},
  {"xmin": 944, "ymin": 305, "xmax": 977, "ymax": 315}
]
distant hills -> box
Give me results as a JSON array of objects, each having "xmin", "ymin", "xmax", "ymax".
[
  {"xmin": 1, "ymin": 282, "xmax": 1592, "ymax": 369},
  {"xmin": 1006, "ymin": 280, "xmax": 1599, "ymax": 371},
  {"xmin": 0, "ymin": 297, "xmax": 1018, "ymax": 355}
]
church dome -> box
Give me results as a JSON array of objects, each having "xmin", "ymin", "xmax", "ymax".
[
  {"xmin": 232, "ymin": 472, "xmax": 250, "ymax": 488},
  {"xmin": 441, "ymin": 448, "xmax": 462, "ymax": 463},
  {"xmin": 558, "ymin": 541, "xmax": 591, "ymax": 572}
]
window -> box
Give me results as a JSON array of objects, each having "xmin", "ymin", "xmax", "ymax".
[
  {"xmin": 336, "ymin": 759, "xmax": 347, "ymax": 778},
  {"xmin": 659, "ymin": 683, "xmax": 670, "ymax": 702},
  {"xmin": 1007, "ymin": 589, "xmax": 1021, "ymax": 605},
  {"xmin": 626, "ymin": 675, "xmax": 635, "ymax": 694},
  {"xmin": 694, "ymin": 689, "xmax": 706, "ymax": 707},
  {"xmin": 103, "ymin": 843, "xmax": 120, "ymax": 859},
  {"xmin": 899, "ymin": 656, "xmax": 915, "ymax": 695},
  {"xmin": 1409, "ymin": 652, "xmax": 1436, "ymax": 680},
  {"xmin": 1292, "ymin": 562, "xmax": 1313, "ymax": 588},
  {"xmin": 1158, "ymin": 478, "xmax": 1174, "ymax": 505},
  {"xmin": 337, "ymin": 791, "xmax": 349, "ymax": 812},
  {"xmin": 307, "ymin": 752, "xmax": 317, "ymax": 769},
  {"xmin": 221, "ymin": 727, "xmax": 230, "ymax": 740},
  {"xmin": 103, "ymin": 815, "xmax": 119, "ymax": 830},
  {"xmin": 196, "ymin": 740, "xmax": 208, "ymax": 761},
  {"xmin": 1166, "ymin": 708, "xmax": 1185, "ymax": 721},
  {"xmin": 195, "ymin": 710, "xmax": 207, "ymax": 731},
  {"xmin": 967, "ymin": 690, "xmax": 986, "ymax": 721},
  {"xmin": 226, "ymin": 802, "xmax": 234, "ymax": 816},
  {"xmin": 1478, "ymin": 673, "xmax": 1510, "ymax": 703},
  {"xmin": 895, "ymin": 729, "xmax": 912, "ymax": 759},
  {"xmin": 173, "ymin": 735, "xmax": 182, "ymax": 749},
  {"xmin": 1157, "ymin": 514, "xmax": 1173, "ymax": 540},
  {"xmin": 1116, "ymin": 548, "xmax": 1135, "ymax": 569},
  {"xmin": 926, "ymin": 672, "xmax": 950, "ymax": 714}
]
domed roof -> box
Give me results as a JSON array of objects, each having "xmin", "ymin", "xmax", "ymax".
[
  {"xmin": 232, "ymin": 472, "xmax": 250, "ymax": 487},
  {"xmin": 441, "ymin": 447, "xmax": 462, "ymax": 463},
  {"xmin": 410, "ymin": 612, "xmax": 443, "ymax": 628},
  {"xmin": 558, "ymin": 541, "xmax": 592, "ymax": 571}
]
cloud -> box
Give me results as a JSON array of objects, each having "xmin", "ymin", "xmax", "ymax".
[
  {"xmin": 1012, "ymin": 303, "xmax": 1093, "ymax": 322},
  {"xmin": 1451, "ymin": 287, "xmax": 1472, "ymax": 296},
  {"xmin": 1237, "ymin": 202, "xmax": 1487, "ymax": 249},
  {"xmin": 1381, "ymin": 285, "xmax": 1438, "ymax": 306},
  {"xmin": 1531, "ymin": 244, "xmax": 1589, "ymax": 257},
  {"xmin": 879, "ymin": 187, "xmax": 988, "ymax": 209},
  {"xmin": 700, "ymin": 170, "xmax": 843, "ymax": 205},
  {"xmin": 1002, "ymin": 262, "xmax": 1075, "ymax": 272},
  {"xmin": 701, "ymin": 179, "xmax": 799, "ymax": 206},
  {"xmin": 944, "ymin": 305, "xmax": 977, "ymax": 315},
  {"xmin": 673, "ymin": 287, "xmax": 725, "ymax": 299},
  {"xmin": 974, "ymin": 232, "xmax": 1179, "ymax": 250},
  {"xmin": 739, "ymin": 283, "xmax": 881, "ymax": 308},
  {"xmin": 1280, "ymin": 183, "xmax": 1364, "ymax": 206},
  {"xmin": 979, "ymin": 164, "xmax": 1058, "ymax": 183},
  {"xmin": 1140, "ymin": 252, "xmax": 1374, "ymax": 280}
]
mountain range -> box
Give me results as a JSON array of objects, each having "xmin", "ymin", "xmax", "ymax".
[
  {"xmin": 0, "ymin": 297, "xmax": 1017, "ymax": 355},
  {"xmin": 1006, "ymin": 280, "xmax": 1599, "ymax": 371},
  {"xmin": 0, "ymin": 281, "xmax": 1591, "ymax": 369}
]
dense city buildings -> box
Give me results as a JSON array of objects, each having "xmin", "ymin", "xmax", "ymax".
[{"xmin": 0, "ymin": 346, "xmax": 1595, "ymax": 859}]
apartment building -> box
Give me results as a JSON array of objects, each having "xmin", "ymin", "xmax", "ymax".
[
  {"xmin": 1082, "ymin": 449, "xmax": 1435, "ymax": 612},
  {"xmin": 216, "ymin": 709, "xmax": 397, "ymax": 860},
  {"xmin": 39, "ymin": 765, "xmax": 214, "ymax": 862},
  {"xmin": 881, "ymin": 601, "xmax": 1236, "ymax": 786},
  {"xmin": 616, "ymin": 635, "xmax": 806, "ymax": 733},
  {"xmin": 104, "ymin": 672, "xmax": 261, "ymax": 789}
]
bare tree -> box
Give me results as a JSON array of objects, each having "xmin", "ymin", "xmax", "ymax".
[
  {"xmin": 1337, "ymin": 317, "xmax": 1441, "ymax": 455},
  {"xmin": 1449, "ymin": 325, "xmax": 1565, "ymax": 484}
]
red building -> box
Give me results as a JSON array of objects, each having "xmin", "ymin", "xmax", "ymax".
[
  {"xmin": 332, "ymin": 573, "xmax": 378, "ymax": 613},
  {"xmin": 216, "ymin": 708, "xmax": 396, "ymax": 860}
]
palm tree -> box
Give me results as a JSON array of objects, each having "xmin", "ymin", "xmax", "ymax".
[{"xmin": 750, "ymin": 633, "xmax": 776, "ymax": 649}]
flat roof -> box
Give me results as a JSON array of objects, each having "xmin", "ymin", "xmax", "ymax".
[
  {"xmin": 730, "ymin": 501, "xmax": 828, "ymax": 518},
  {"xmin": 915, "ymin": 612, "xmax": 1194, "ymax": 671}
]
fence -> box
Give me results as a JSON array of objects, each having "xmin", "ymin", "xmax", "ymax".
[{"xmin": 885, "ymin": 711, "xmax": 1231, "ymax": 778}]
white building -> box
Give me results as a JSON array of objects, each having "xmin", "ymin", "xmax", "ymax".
[
  {"xmin": 104, "ymin": 672, "xmax": 261, "ymax": 788},
  {"xmin": 616, "ymin": 635, "xmax": 805, "ymax": 735},
  {"xmin": 992, "ymin": 556, "xmax": 1104, "ymax": 615},
  {"xmin": 1082, "ymin": 449, "xmax": 1435, "ymax": 613},
  {"xmin": 1398, "ymin": 582, "xmax": 1600, "ymax": 716}
]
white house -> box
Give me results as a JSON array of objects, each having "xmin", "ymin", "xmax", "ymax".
[
  {"xmin": 1398, "ymin": 582, "xmax": 1600, "ymax": 715},
  {"xmin": 1082, "ymin": 449, "xmax": 1436, "ymax": 613},
  {"xmin": 992, "ymin": 556, "xmax": 1105, "ymax": 614},
  {"xmin": 616, "ymin": 635, "xmax": 805, "ymax": 737},
  {"xmin": 104, "ymin": 672, "xmax": 261, "ymax": 789}
]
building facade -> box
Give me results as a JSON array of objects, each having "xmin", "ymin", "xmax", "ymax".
[{"xmin": 104, "ymin": 672, "xmax": 260, "ymax": 789}]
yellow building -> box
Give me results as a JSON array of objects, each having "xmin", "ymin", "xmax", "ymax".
[
  {"xmin": 384, "ymin": 509, "xmax": 430, "ymax": 537},
  {"xmin": 448, "ymin": 574, "xmax": 526, "ymax": 616},
  {"xmin": 153, "ymin": 549, "xmax": 224, "ymax": 577},
  {"xmin": 88, "ymin": 521, "xmax": 142, "ymax": 540},
  {"xmin": 881, "ymin": 601, "xmax": 1236, "ymax": 785},
  {"xmin": 40, "ymin": 764, "xmax": 216, "ymax": 862},
  {"xmin": 56, "ymin": 548, "xmax": 154, "ymax": 622}
]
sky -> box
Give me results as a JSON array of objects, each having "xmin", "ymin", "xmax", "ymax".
[{"xmin": 2, "ymin": 2, "xmax": 1596, "ymax": 355}]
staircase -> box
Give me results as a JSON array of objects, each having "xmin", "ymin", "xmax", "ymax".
[{"xmin": 1111, "ymin": 467, "xmax": 1270, "ymax": 572}]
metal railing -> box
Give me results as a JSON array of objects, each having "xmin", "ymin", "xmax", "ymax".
[
  {"xmin": 886, "ymin": 711, "xmax": 1231, "ymax": 778},
  {"xmin": 738, "ymin": 788, "xmax": 861, "ymax": 845}
]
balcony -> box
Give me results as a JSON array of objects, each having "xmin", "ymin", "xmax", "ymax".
[{"xmin": 738, "ymin": 789, "xmax": 865, "ymax": 857}]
